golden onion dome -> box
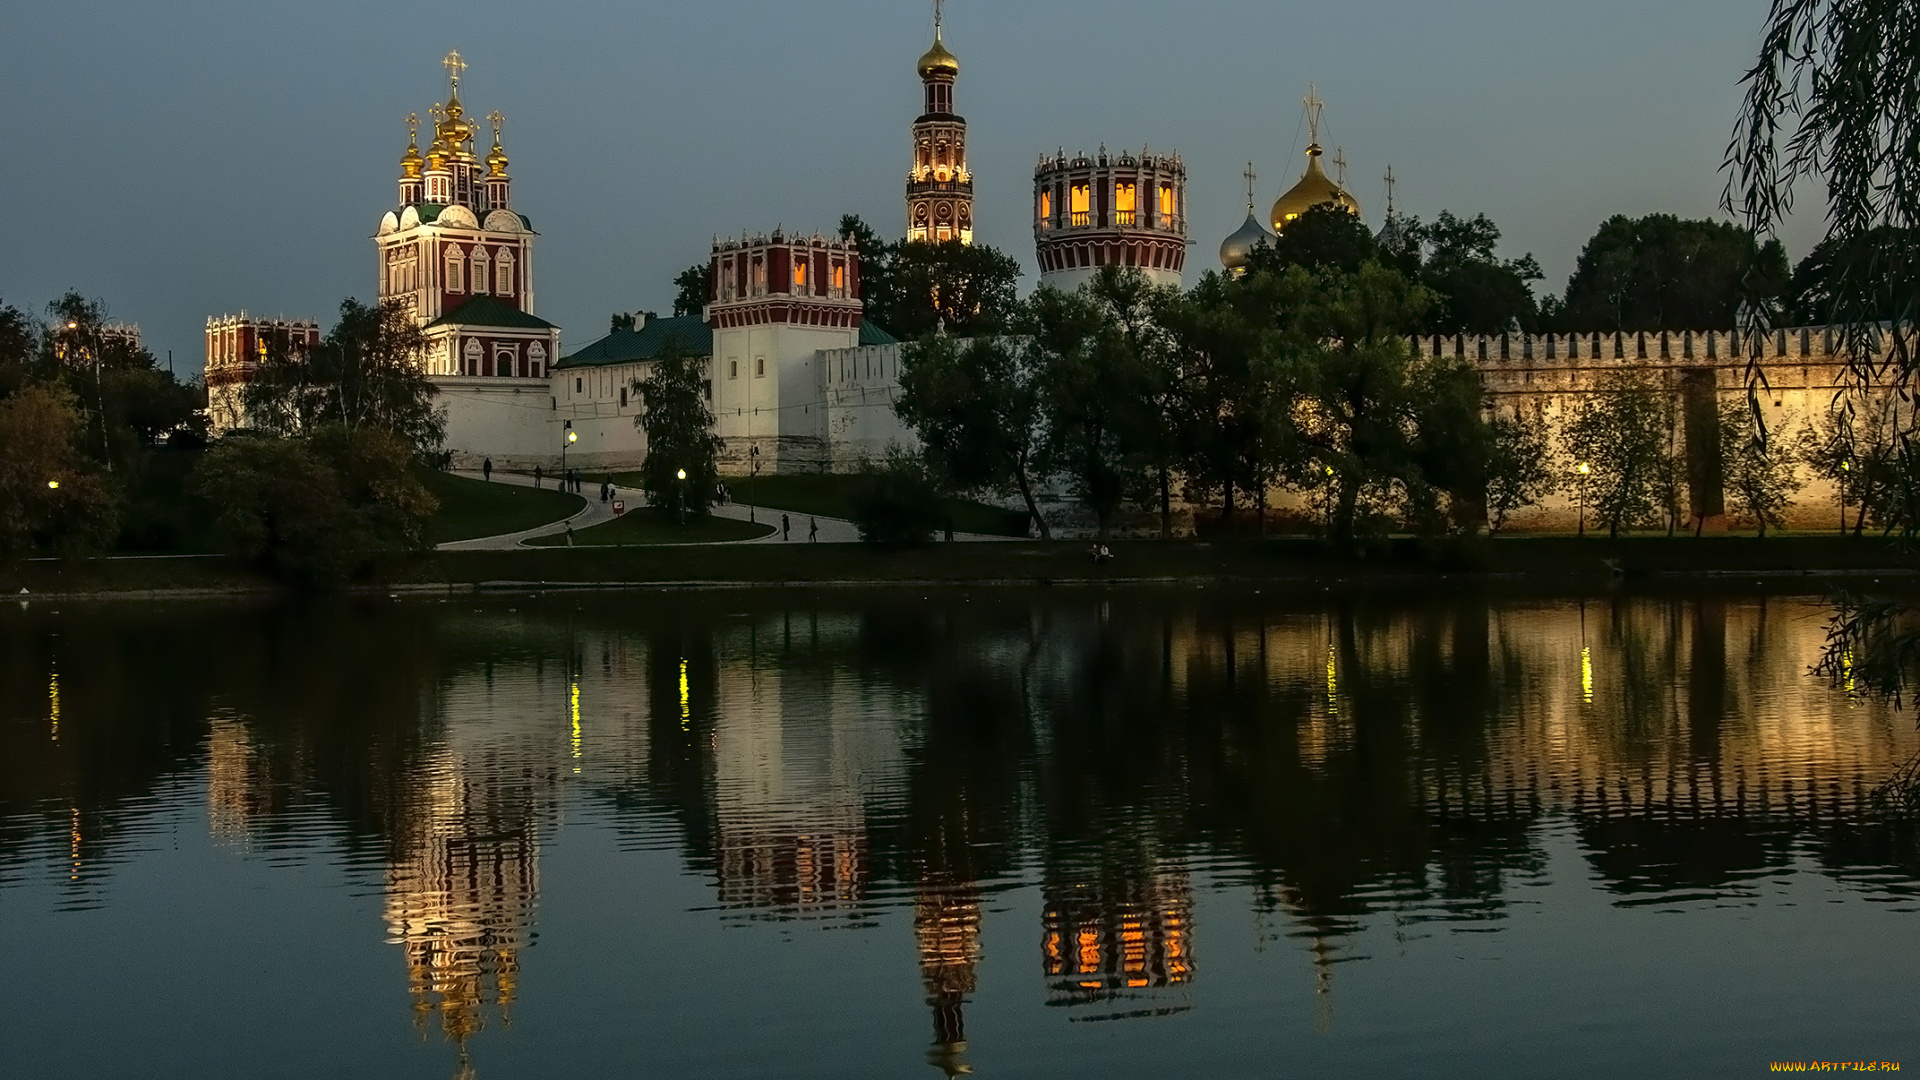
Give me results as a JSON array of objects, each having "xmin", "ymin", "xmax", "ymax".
[
  {"xmin": 917, "ymin": 31, "xmax": 959, "ymax": 78},
  {"xmin": 1220, "ymin": 211, "xmax": 1274, "ymax": 275},
  {"xmin": 1269, "ymin": 144, "xmax": 1361, "ymax": 233},
  {"xmin": 400, "ymin": 140, "xmax": 424, "ymax": 179},
  {"xmin": 487, "ymin": 139, "xmax": 510, "ymax": 177}
]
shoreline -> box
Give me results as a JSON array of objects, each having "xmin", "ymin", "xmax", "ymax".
[{"xmin": 5, "ymin": 536, "xmax": 1916, "ymax": 601}]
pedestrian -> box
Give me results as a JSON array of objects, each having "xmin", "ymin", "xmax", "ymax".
[
  {"xmin": 534, "ymin": 464, "xmax": 543, "ymax": 488},
  {"xmin": 482, "ymin": 457, "xmax": 493, "ymax": 482},
  {"xmin": 566, "ymin": 521, "xmax": 575, "ymax": 547},
  {"xmin": 808, "ymin": 516, "xmax": 818, "ymax": 542},
  {"xmin": 603, "ymin": 475, "xmax": 613, "ymax": 502},
  {"xmin": 782, "ymin": 513, "xmax": 790, "ymax": 541}
]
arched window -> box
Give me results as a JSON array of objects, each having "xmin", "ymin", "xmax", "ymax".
[
  {"xmin": 1114, "ymin": 182, "xmax": 1137, "ymax": 225},
  {"xmin": 793, "ymin": 260, "xmax": 807, "ymax": 290},
  {"xmin": 495, "ymin": 348, "xmax": 515, "ymax": 377},
  {"xmin": 1070, "ymin": 184, "xmax": 1090, "ymax": 227},
  {"xmin": 529, "ymin": 342, "xmax": 545, "ymax": 378},
  {"xmin": 1158, "ymin": 183, "xmax": 1176, "ymax": 224},
  {"xmin": 496, "ymin": 249, "xmax": 515, "ymax": 296},
  {"xmin": 446, "ymin": 246, "xmax": 465, "ymax": 293},
  {"xmin": 470, "ymin": 247, "xmax": 490, "ymax": 295},
  {"xmin": 463, "ymin": 337, "xmax": 482, "ymax": 375}
]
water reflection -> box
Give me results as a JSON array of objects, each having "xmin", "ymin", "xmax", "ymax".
[{"xmin": 2, "ymin": 591, "xmax": 1916, "ymax": 1076}]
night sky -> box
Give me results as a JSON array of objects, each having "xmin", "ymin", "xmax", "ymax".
[{"xmin": 0, "ymin": 0, "xmax": 1818, "ymax": 374}]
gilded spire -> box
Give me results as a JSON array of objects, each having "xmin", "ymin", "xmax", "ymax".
[
  {"xmin": 425, "ymin": 103, "xmax": 449, "ymax": 168},
  {"xmin": 918, "ymin": 0, "xmax": 959, "ymax": 78},
  {"xmin": 486, "ymin": 110, "xmax": 509, "ymax": 176},
  {"xmin": 400, "ymin": 113, "xmax": 423, "ymax": 178}
]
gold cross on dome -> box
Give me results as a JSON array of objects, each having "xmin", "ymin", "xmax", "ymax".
[
  {"xmin": 1383, "ymin": 164, "xmax": 1397, "ymax": 212},
  {"xmin": 405, "ymin": 112, "xmax": 418, "ymax": 141},
  {"xmin": 933, "ymin": 0, "xmax": 944, "ymax": 33},
  {"xmin": 443, "ymin": 50, "xmax": 466, "ymax": 90},
  {"xmin": 1332, "ymin": 147, "xmax": 1348, "ymax": 185},
  {"xmin": 1243, "ymin": 162, "xmax": 1258, "ymax": 211},
  {"xmin": 488, "ymin": 110, "xmax": 504, "ymax": 139},
  {"xmin": 1303, "ymin": 84, "xmax": 1324, "ymax": 144}
]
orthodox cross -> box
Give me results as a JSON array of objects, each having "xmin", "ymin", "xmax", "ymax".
[
  {"xmin": 429, "ymin": 102, "xmax": 444, "ymax": 130},
  {"xmin": 933, "ymin": 0, "xmax": 944, "ymax": 33},
  {"xmin": 405, "ymin": 112, "xmax": 419, "ymax": 144},
  {"xmin": 1382, "ymin": 165, "xmax": 1397, "ymax": 215},
  {"xmin": 1243, "ymin": 162, "xmax": 1258, "ymax": 212},
  {"xmin": 1303, "ymin": 84, "xmax": 1324, "ymax": 144},
  {"xmin": 1332, "ymin": 147, "xmax": 1348, "ymax": 185},
  {"xmin": 488, "ymin": 110, "xmax": 504, "ymax": 141},
  {"xmin": 443, "ymin": 50, "xmax": 466, "ymax": 93}
]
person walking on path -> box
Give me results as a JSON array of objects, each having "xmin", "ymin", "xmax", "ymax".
[
  {"xmin": 808, "ymin": 516, "xmax": 818, "ymax": 543},
  {"xmin": 482, "ymin": 458, "xmax": 493, "ymax": 482},
  {"xmin": 604, "ymin": 475, "xmax": 614, "ymax": 503},
  {"xmin": 533, "ymin": 465, "xmax": 543, "ymax": 488},
  {"xmin": 782, "ymin": 513, "xmax": 790, "ymax": 541},
  {"xmin": 566, "ymin": 521, "xmax": 575, "ymax": 547}
]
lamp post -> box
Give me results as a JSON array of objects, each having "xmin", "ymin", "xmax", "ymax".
[
  {"xmin": 563, "ymin": 420, "xmax": 576, "ymax": 487},
  {"xmin": 66, "ymin": 320, "xmax": 111, "ymax": 474},
  {"xmin": 748, "ymin": 444, "xmax": 760, "ymax": 524},
  {"xmin": 1840, "ymin": 458, "xmax": 1851, "ymax": 535},
  {"xmin": 676, "ymin": 468, "xmax": 687, "ymax": 525},
  {"xmin": 1576, "ymin": 461, "xmax": 1591, "ymax": 538}
]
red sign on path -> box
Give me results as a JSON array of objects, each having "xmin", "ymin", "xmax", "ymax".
[{"xmin": 612, "ymin": 500, "xmax": 626, "ymax": 516}]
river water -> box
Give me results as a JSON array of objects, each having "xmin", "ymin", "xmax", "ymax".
[{"xmin": 2, "ymin": 589, "xmax": 1916, "ymax": 1078}]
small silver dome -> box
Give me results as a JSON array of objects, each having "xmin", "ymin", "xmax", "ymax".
[{"xmin": 1219, "ymin": 211, "xmax": 1273, "ymax": 275}]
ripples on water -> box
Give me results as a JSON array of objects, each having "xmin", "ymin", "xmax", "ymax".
[{"xmin": 2, "ymin": 591, "xmax": 1918, "ymax": 1078}]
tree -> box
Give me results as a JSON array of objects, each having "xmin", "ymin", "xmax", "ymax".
[
  {"xmin": 1484, "ymin": 407, "xmax": 1556, "ymax": 532},
  {"xmin": 839, "ymin": 215, "xmax": 899, "ymax": 331},
  {"xmin": 41, "ymin": 291, "xmax": 199, "ymax": 469},
  {"xmin": 1720, "ymin": 402, "xmax": 1803, "ymax": 536},
  {"xmin": 1802, "ymin": 393, "xmax": 1904, "ymax": 534},
  {"xmin": 1555, "ymin": 214, "xmax": 1788, "ymax": 331},
  {"xmin": 1252, "ymin": 203, "xmax": 1380, "ymax": 275},
  {"xmin": 633, "ymin": 346, "xmax": 722, "ymax": 518},
  {"xmin": 0, "ymin": 382, "xmax": 117, "ymax": 560},
  {"xmin": 1416, "ymin": 211, "xmax": 1543, "ymax": 335},
  {"xmin": 895, "ymin": 332, "xmax": 1050, "ymax": 538},
  {"xmin": 1787, "ymin": 226, "xmax": 1920, "ymax": 325},
  {"xmin": 1561, "ymin": 371, "xmax": 1675, "ymax": 538},
  {"xmin": 889, "ymin": 240, "xmax": 1023, "ymax": 338},
  {"xmin": 672, "ymin": 263, "xmax": 710, "ymax": 318},
  {"xmin": 243, "ymin": 298, "xmax": 445, "ymax": 457},
  {"xmin": 0, "ymin": 300, "xmax": 35, "ymax": 398}
]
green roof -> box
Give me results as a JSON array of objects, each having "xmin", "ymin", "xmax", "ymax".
[
  {"xmin": 859, "ymin": 321, "xmax": 898, "ymax": 345},
  {"xmin": 557, "ymin": 315, "xmax": 713, "ymax": 369},
  {"xmin": 426, "ymin": 295, "xmax": 559, "ymax": 331}
]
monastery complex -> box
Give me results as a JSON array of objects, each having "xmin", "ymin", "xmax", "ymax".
[{"xmin": 203, "ymin": 13, "xmax": 1861, "ymax": 533}]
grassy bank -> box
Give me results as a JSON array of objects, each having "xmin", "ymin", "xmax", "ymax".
[
  {"xmin": 420, "ymin": 469, "xmax": 584, "ymax": 544},
  {"xmin": 613, "ymin": 472, "xmax": 1031, "ymax": 537},
  {"xmin": 523, "ymin": 510, "xmax": 772, "ymax": 546},
  {"xmin": 6, "ymin": 534, "xmax": 1915, "ymax": 598}
]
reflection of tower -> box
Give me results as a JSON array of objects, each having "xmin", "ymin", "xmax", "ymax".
[
  {"xmin": 383, "ymin": 747, "xmax": 542, "ymax": 1050},
  {"xmin": 916, "ymin": 880, "xmax": 981, "ymax": 1077},
  {"xmin": 906, "ymin": 0, "xmax": 972, "ymax": 244},
  {"xmin": 204, "ymin": 713, "xmax": 280, "ymax": 846},
  {"xmin": 1041, "ymin": 866, "xmax": 1194, "ymax": 1011}
]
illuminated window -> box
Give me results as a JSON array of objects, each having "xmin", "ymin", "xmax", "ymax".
[
  {"xmin": 1115, "ymin": 182, "xmax": 1137, "ymax": 225},
  {"xmin": 751, "ymin": 257, "xmax": 765, "ymax": 295},
  {"xmin": 793, "ymin": 260, "xmax": 807, "ymax": 290},
  {"xmin": 471, "ymin": 246, "xmax": 490, "ymax": 294},
  {"xmin": 1159, "ymin": 183, "xmax": 1176, "ymax": 223},
  {"xmin": 1070, "ymin": 184, "xmax": 1090, "ymax": 227},
  {"xmin": 496, "ymin": 249, "xmax": 515, "ymax": 296},
  {"xmin": 1039, "ymin": 190, "xmax": 1051, "ymax": 225},
  {"xmin": 832, "ymin": 263, "xmax": 846, "ymax": 293},
  {"xmin": 445, "ymin": 246, "xmax": 464, "ymax": 292}
]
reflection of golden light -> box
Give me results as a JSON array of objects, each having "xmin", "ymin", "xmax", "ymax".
[
  {"xmin": 1580, "ymin": 645, "xmax": 1594, "ymax": 704},
  {"xmin": 69, "ymin": 807, "xmax": 81, "ymax": 881},
  {"xmin": 678, "ymin": 658, "xmax": 691, "ymax": 727},
  {"xmin": 569, "ymin": 677, "xmax": 581, "ymax": 774},
  {"xmin": 48, "ymin": 667, "xmax": 59, "ymax": 741},
  {"xmin": 1841, "ymin": 647, "xmax": 1857, "ymax": 704},
  {"xmin": 1325, "ymin": 644, "xmax": 1338, "ymax": 715}
]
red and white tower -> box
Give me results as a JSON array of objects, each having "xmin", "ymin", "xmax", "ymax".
[
  {"xmin": 375, "ymin": 52, "xmax": 559, "ymax": 380},
  {"xmin": 1033, "ymin": 146, "xmax": 1188, "ymax": 291},
  {"xmin": 905, "ymin": 2, "xmax": 972, "ymax": 245}
]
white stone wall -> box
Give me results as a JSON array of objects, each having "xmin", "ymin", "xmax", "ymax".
[
  {"xmin": 816, "ymin": 343, "xmax": 920, "ymax": 468},
  {"xmin": 434, "ymin": 376, "xmax": 564, "ymax": 472}
]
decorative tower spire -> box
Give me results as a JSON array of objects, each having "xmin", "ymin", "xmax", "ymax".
[
  {"xmin": 1382, "ymin": 164, "xmax": 1397, "ymax": 217},
  {"xmin": 398, "ymin": 113, "xmax": 425, "ymax": 205},
  {"xmin": 1244, "ymin": 161, "xmax": 1258, "ymax": 213},
  {"xmin": 484, "ymin": 109, "xmax": 512, "ymax": 211},
  {"xmin": 908, "ymin": 1, "xmax": 972, "ymax": 244}
]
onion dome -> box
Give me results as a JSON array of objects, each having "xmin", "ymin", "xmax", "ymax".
[
  {"xmin": 1269, "ymin": 143, "xmax": 1360, "ymax": 233},
  {"xmin": 400, "ymin": 140, "xmax": 423, "ymax": 179},
  {"xmin": 1220, "ymin": 211, "xmax": 1273, "ymax": 275},
  {"xmin": 487, "ymin": 137, "xmax": 509, "ymax": 177},
  {"xmin": 917, "ymin": 30, "xmax": 959, "ymax": 78},
  {"xmin": 438, "ymin": 95, "xmax": 476, "ymax": 158}
]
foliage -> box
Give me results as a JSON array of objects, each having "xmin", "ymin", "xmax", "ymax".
[
  {"xmin": 189, "ymin": 424, "xmax": 437, "ymax": 583},
  {"xmin": 1786, "ymin": 226, "xmax": 1920, "ymax": 325},
  {"xmin": 243, "ymin": 298, "xmax": 445, "ymax": 457},
  {"xmin": 41, "ymin": 291, "xmax": 203, "ymax": 468},
  {"xmin": 1560, "ymin": 371, "xmax": 1676, "ymax": 538},
  {"xmin": 895, "ymin": 331, "xmax": 1051, "ymax": 538},
  {"xmin": 1483, "ymin": 407, "xmax": 1557, "ymax": 532},
  {"xmin": 0, "ymin": 382, "xmax": 117, "ymax": 560},
  {"xmin": 1251, "ymin": 203, "xmax": 1379, "ymax": 275},
  {"xmin": 1415, "ymin": 211, "xmax": 1544, "ymax": 335},
  {"xmin": 1553, "ymin": 214, "xmax": 1788, "ymax": 331},
  {"xmin": 633, "ymin": 346, "xmax": 723, "ymax": 518},
  {"xmin": 1801, "ymin": 394, "xmax": 1907, "ymax": 534},
  {"xmin": 672, "ymin": 263, "xmax": 710, "ymax": 318},
  {"xmin": 1719, "ymin": 401, "xmax": 1803, "ymax": 536},
  {"xmin": 848, "ymin": 451, "xmax": 947, "ymax": 546},
  {"xmin": 838, "ymin": 215, "xmax": 1022, "ymax": 337}
]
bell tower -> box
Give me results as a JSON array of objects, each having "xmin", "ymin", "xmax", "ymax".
[{"xmin": 906, "ymin": 1, "xmax": 972, "ymax": 244}]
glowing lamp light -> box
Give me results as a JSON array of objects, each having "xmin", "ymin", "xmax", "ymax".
[
  {"xmin": 676, "ymin": 468, "xmax": 686, "ymax": 481},
  {"xmin": 47, "ymin": 480, "xmax": 59, "ymax": 490},
  {"xmin": 1842, "ymin": 460, "xmax": 1852, "ymax": 472},
  {"xmin": 65, "ymin": 321, "xmax": 77, "ymax": 330},
  {"xmin": 567, "ymin": 430, "xmax": 577, "ymax": 444},
  {"xmin": 1576, "ymin": 462, "xmax": 1592, "ymax": 475}
]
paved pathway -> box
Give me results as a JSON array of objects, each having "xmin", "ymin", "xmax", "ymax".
[
  {"xmin": 435, "ymin": 470, "xmax": 1018, "ymax": 549},
  {"xmin": 435, "ymin": 471, "xmax": 611, "ymax": 551}
]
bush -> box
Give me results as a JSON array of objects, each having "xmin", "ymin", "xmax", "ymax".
[{"xmin": 849, "ymin": 455, "xmax": 947, "ymax": 546}]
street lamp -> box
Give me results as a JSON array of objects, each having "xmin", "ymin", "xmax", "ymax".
[
  {"xmin": 562, "ymin": 420, "xmax": 575, "ymax": 488},
  {"xmin": 64, "ymin": 320, "xmax": 110, "ymax": 474},
  {"xmin": 1575, "ymin": 461, "xmax": 1591, "ymax": 538},
  {"xmin": 748, "ymin": 444, "xmax": 761, "ymax": 524},
  {"xmin": 46, "ymin": 480, "xmax": 59, "ymax": 490},
  {"xmin": 676, "ymin": 468, "xmax": 687, "ymax": 525},
  {"xmin": 1840, "ymin": 459, "xmax": 1851, "ymax": 535}
]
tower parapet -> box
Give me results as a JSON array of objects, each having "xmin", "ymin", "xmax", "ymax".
[{"xmin": 1034, "ymin": 146, "xmax": 1188, "ymax": 292}]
